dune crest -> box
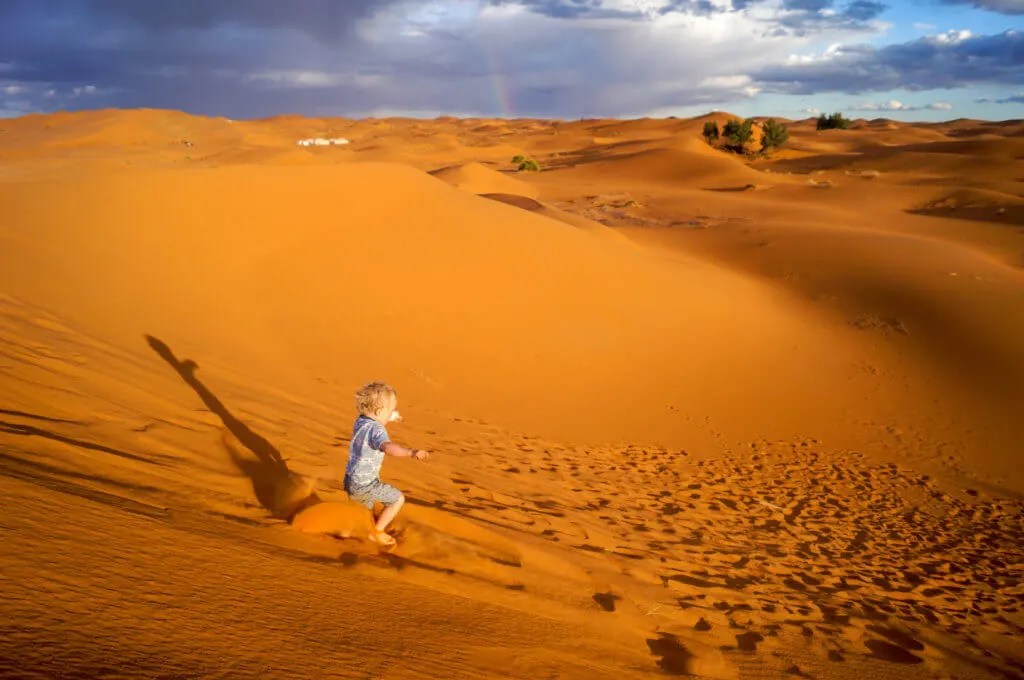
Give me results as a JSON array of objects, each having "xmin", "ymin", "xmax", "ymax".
[{"xmin": 430, "ymin": 161, "xmax": 539, "ymax": 197}]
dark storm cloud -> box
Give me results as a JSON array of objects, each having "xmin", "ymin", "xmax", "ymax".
[
  {"xmin": 845, "ymin": 0, "xmax": 887, "ymax": 19},
  {"xmin": 771, "ymin": 0, "xmax": 888, "ymax": 35},
  {"xmin": 729, "ymin": 0, "xmax": 886, "ymax": 24},
  {"xmin": 976, "ymin": 92, "xmax": 1024, "ymax": 103},
  {"xmin": 495, "ymin": 0, "xmax": 879, "ymax": 19},
  {"xmin": 755, "ymin": 30, "xmax": 1024, "ymax": 94},
  {"xmin": 486, "ymin": 0, "xmax": 718, "ymax": 18},
  {"xmin": 1, "ymin": 0, "xmax": 740, "ymax": 120},
  {"xmin": 936, "ymin": 0, "xmax": 1024, "ymax": 14},
  {"xmin": 783, "ymin": 0, "xmax": 834, "ymax": 11},
  {"xmin": 497, "ymin": 0, "xmax": 888, "ymax": 33},
  {"xmin": 5, "ymin": 0, "xmax": 396, "ymax": 42},
  {"xmin": 0, "ymin": 0, "xmax": 400, "ymax": 84},
  {"xmin": 656, "ymin": 0, "xmax": 720, "ymax": 16},
  {"xmin": 488, "ymin": 0, "xmax": 618, "ymax": 18},
  {"xmin": 0, "ymin": 0, "xmax": 410, "ymax": 117}
]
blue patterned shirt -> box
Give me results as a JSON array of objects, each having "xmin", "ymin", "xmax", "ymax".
[{"xmin": 344, "ymin": 415, "xmax": 390, "ymax": 488}]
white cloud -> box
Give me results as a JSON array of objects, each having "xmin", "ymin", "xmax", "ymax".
[
  {"xmin": 699, "ymin": 75, "xmax": 754, "ymax": 89},
  {"xmin": 1, "ymin": 81, "xmax": 114, "ymax": 105},
  {"xmin": 786, "ymin": 43, "xmax": 846, "ymax": 65},
  {"xmin": 0, "ymin": 82, "xmax": 33, "ymax": 118},
  {"xmin": 246, "ymin": 70, "xmax": 343, "ymax": 88},
  {"xmin": 632, "ymin": 0, "xmax": 663, "ymax": 21},
  {"xmin": 800, "ymin": 106, "xmax": 820, "ymax": 114},
  {"xmin": 914, "ymin": 22, "xmax": 937, "ymax": 30},
  {"xmin": 933, "ymin": 29, "xmax": 973, "ymax": 43},
  {"xmin": 850, "ymin": 99, "xmax": 902, "ymax": 110},
  {"xmin": 848, "ymin": 100, "xmax": 953, "ymax": 111}
]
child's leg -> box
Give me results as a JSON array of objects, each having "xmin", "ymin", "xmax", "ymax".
[{"xmin": 375, "ymin": 494, "xmax": 405, "ymax": 532}]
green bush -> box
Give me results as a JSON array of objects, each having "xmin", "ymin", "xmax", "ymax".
[
  {"xmin": 760, "ymin": 118, "xmax": 789, "ymax": 151},
  {"xmin": 511, "ymin": 154, "xmax": 526, "ymax": 164},
  {"xmin": 816, "ymin": 112, "xmax": 851, "ymax": 130},
  {"xmin": 722, "ymin": 118, "xmax": 754, "ymax": 151},
  {"xmin": 517, "ymin": 158, "xmax": 540, "ymax": 172},
  {"xmin": 702, "ymin": 121, "xmax": 719, "ymax": 144}
]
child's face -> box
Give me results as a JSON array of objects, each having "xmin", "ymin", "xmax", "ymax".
[{"xmin": 375, "ymin": 394, "xmax": 398, "ymax": 424}]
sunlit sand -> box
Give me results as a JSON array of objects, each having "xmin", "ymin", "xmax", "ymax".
[{"xmin": 2, "ymin": 109, "xmax": 1022, "ymax": 679}]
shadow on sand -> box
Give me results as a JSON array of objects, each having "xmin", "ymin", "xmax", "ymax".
[
  {"xmin": 146, "ymin": 335, "xmax": 320, "ymax": 521},
  {"xmin": 0, "ymin": 419, "xmax": 166, "ymax": 466}
]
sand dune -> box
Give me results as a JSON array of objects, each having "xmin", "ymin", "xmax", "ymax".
[
  {"xmin": 2, "ymin": 109, "xmax": 1023, "ymax": 680},
  {"xmin": 430, "ymin": 161, "xmax": 540, "ymax": 198},
  {"xmin": 548, "ymin": 145, "xmax": 773, "ymax": 190}
]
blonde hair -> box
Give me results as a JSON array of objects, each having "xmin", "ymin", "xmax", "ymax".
[{"xmin": 355, "ymin": 382, "xmax": 396, "ymax": 417}]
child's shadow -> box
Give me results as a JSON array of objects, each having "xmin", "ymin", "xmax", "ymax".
[{"xmin": 146, "ymin": 335, "xmax": 320, "ymax": 520}]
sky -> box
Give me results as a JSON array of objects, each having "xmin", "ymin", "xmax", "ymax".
[{"xmin": 0, "ymin": 0, "xmax": 1021, "ymax": 121}]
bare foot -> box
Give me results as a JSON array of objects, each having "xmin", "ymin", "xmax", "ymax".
[{"xmin": 369, "ymin": 530, "xmax": 397, "ymax": 549}]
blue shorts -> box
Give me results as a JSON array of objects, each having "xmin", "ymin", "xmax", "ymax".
[{"xmin": 344, "ymin": 476, "xmax": 402, "ymax": 510}]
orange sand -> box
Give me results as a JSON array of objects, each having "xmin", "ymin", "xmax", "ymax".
[{"xmin": 1, "ymin": 109, "xmax": 1022, "ymax": 679}]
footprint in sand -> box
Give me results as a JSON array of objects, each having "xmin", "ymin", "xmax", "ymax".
[
  {"xmin": 734, "ymin": 631, "xmax": 764, "ymax": 652},
  {"xmin": 864, "ymin": 639, "xmax": 924, "ymax": 664},
  {"xmin": 865, "ymin": 624, "xmax": 925, "ymax": 652},
  {"xmin": 592, "ymin": 592, "xmax": 619, "ymax": 612},
  {"xmin": 646, "ymin": 634, "xmax": 694, "ymax": 675}
]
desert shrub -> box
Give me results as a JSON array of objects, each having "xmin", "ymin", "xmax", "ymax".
[
  {"xmin": 722, "ymin": 118, "xmax": 754, "ymax": 151},
  {"xmin": 511, "ymin": 154, "xmax": 526, "ymax": 164},
  {"xmin": 816, "ymin": 112, "xmax": 851, "ymax": 130},
  {"xmin": 760, "ymin": 118, "xmax": 789, "ymax": 151},
  {"xmin": 702, "ymin": 121, "xmax": 719, "ymax": 144},
  {"xmin": 517, "ymin": 158, "xmax": 540, "ymax": 172}
]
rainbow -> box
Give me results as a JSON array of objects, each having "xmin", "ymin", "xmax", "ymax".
[
  {"xmin": 482, "ymin": 45, "xmax": 513, "ymax": 118},
  {"xmin": 472, "ymin": 1, "xmax": 514, "ymax": 118}
]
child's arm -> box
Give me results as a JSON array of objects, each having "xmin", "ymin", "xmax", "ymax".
[{"xmin": 382, "ymin": 441, "xmax": 429, "ymax": 460}]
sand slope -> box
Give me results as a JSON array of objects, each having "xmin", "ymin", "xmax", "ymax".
[
  {"xmin": 430, "ymin": 161, "xmax": 540, "ymax": 198},
  {"xmin": 2, "ymin": 110, "xmax": 1023, "ymax": 680}
]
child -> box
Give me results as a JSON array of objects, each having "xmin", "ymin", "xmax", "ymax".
[{"xmin": 344, "ymin": 381, "xmax": 429, "ymax": 547}]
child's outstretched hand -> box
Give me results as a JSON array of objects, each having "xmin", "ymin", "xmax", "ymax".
[{"xmin": 413, "ymin": 450, "xmax": 430, "ymax": 461}]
